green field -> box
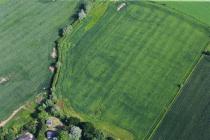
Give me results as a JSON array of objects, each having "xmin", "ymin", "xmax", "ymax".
[
  {"xmin": 152, "ymin": 56, "xmax": 210, "ymax": 140},
  {"xmin": 56, "ymin": 2, "xmax": 210, "ymax": 139},
  {"xmin": 0, "ymin": 0, "xmax": 78, "ymax": 120},
  {"xmin": 159, "ymin": 2, "xmax": 210, "ymax": 26}
]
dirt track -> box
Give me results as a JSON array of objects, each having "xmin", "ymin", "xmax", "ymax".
[{"xmin": 0, "ymin": 106, "xmax": 24, "ymax": 127}]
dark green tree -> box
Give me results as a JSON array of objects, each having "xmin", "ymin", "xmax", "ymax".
[
  {"xmin": 79, "ymin": 122, "xmax": 105, "ymax": 140},
  {"xmin": 0, "ymin": 127, "xmax": 6, "ymax": 139},
  {"xmin": 106, "ymin": 136, "xmax": 115, "ymax": 140},
  {"xmin": 58, "ymin": 131, "xmax": 70, "ymax": 139},
  {"xmin": 61, "ymin": 116, "xmax": 80, "ymax": 126},
  {"xmin": 22, "ymin": 121, "xmax": 37, "ymax": 134},
  {"xmin": 4, "ymin": 129, "xmax": 15, "ymax": 140}
]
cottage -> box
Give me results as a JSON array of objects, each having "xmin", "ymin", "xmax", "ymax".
[
  {"xmin": 46, "ymin": 130, "xmax": 58, "ymax": 140},
  {"xmin": 46, "ymin": 117, "xmax": 63, "ymax": 130}
]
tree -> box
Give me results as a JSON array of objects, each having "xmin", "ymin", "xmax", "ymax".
[
  {"xmin": 203, "ymin": 50, "xmax": 210, "ymax": 56},
  {"xmin": 83, "ymin": 0, "xmax": 93, "ymax": 13},
  {"xmin": 49, "ymin": 106, "xmax": 60, "ymax": 117},
  {"xmin": 69, "ymin": 117, "xmax": 80, "ymax": 126},
  {"xmin": 22, "ymin": 121, "xmax": 37, "ymax": 134},
  {"xmin": 4, "ymin": 129, "xmax": 15, "ymax": 140},
  {"xmin": 58, "ymin": 131, "xmax": 70, "ymax": 140},
  {"xmin": 61, "ymin": 25, "xmax": 73, "ymax": 36},
  {"xmin": 46, "ymin": 99, "xmax": 54, "ymax": 107},
  {"xmin": 78, "ymin": 9, "xmax": 86, "ymax": 20},
  {"xmin": 35, "ymin": 119, "xmax": 46, "ymax": 138},
  {"xmin": 69, "ymin": 125, "xmax": 82, "ymax": 140},
  {"xmin": 0, "ymin": 127, "xmax": 6, "ymax": 139},
  {"xmin": 95, "ymin": 130, "xmax": 105, "ymax": 140},
  {"xmin": 106, "ymin": 136, "xmax": 115, "ymax": 140},
  {"xmin": 79, "ymin": 122, "xmax": 105, "ymax": 140},
  {"xmin": 61, "ymin": 116, "xmax": 80, "ymax": 126}
]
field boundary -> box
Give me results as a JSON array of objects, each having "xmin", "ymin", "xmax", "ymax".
[
  {"xmin": 51, "ymin": 2, "xmax": 210, "ymax": 140},
  {"xmin": 146, "ymin": 1, "xmax": 210, "ymax": 33},
  {"xmin": 144, "ymin": 42, "xmax": 210, "ymax": 140},
  {"xmin": 141, "ymin": 2, "xmax": 210, "ymax": 139},
  {"xmin": 145, "ymin": 57, "xmax": 203, "ymax": 140},
  {"xmin": 154, "ymin": 1, "xmax": 210, "ymax": 29}
]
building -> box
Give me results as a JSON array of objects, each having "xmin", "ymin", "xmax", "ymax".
[
  {"xmin": 46, "ymin": 130, "xmax": 58, "ymax": 140},
  {"xmin": 16, "ymin": 132, "xmax": 34, "ymax": 140},
  {"xmin": 46, "ymin": 117, "xmax": 63, "ymax": 130},
  {"xmin": 51, "ymin": 48, "xmax": 57, "ymax": 59},
  {"xmin": 117, "ymin": 3, "xmax": 126, "ymax": 11},
  {"xmin": 46, "ymin": 119, "xmax": 53, "ymax": 127}
]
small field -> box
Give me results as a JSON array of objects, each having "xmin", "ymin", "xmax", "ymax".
[
  {"xmin": 56, "ymin": 2, "xmax": 210, "ymax": 139},
  {"xmin": 159, "ymin": 2, "xmax": 210, "ymax": 26},
  {"xmin": 151, "ymin": 56, "xmax": 210, "ymax": 140},
  {"xmin": 0, "ymin": 0, "xmax": 78, "ymax": 120}
]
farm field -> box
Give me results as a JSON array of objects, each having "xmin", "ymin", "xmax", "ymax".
[
  {"xmin": 0, "ymin": 0, "xmax": 78, "ymax": 120},
  {"xmin": 159, "ymin": 2, "xmax": 210, "ymax": 26},
  {"xmin": 56, "ymin": 1, "xmax": 210, "ymax": 139},
  {"xmin": 151, "ymin": 56, "xmax": 210, "ymax": 140}
]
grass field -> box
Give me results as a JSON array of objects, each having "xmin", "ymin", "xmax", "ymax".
[
  {"xmin": 159, "ymin": 2, "xmax": 210, "ymax": 26},
  {"xmin": 0, "ymin": 0, "xmax": 78, "ymax": 120},
  {"xmin": 151, "ymin": 56, "xmax": 210, "ymax": 140},
  {"xmin": 56, "ymin": 2, "xmax": 210, "ymax": 139}
]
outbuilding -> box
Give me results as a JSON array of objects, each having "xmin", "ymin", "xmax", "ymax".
[
  {"xmin": 117, "ymin": 3, "xmax": 126, "ymax": 11},
  {"xmin": 16, "ymin": 132, "xmax": 34, "ymax": 140}
]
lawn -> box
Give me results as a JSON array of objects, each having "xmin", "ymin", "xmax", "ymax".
[
  {"xmin": 56, "ymin": 2, "xmax": 210, "ymax": 139},
  {"xmin": 151, "ymin": 56, "xmax": 210, "ymax": 140},
  {"xmin": 0, "ymin": 0, "xmax": 78, "ymax": 120},
  {"xmin": 158, "ymin": 2, "xmax": 210, "ymax": 26}
]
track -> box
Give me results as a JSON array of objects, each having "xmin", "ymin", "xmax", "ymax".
[{"xmin": 0, "ymin": 105, "xmax": 24, "ymax": 127}]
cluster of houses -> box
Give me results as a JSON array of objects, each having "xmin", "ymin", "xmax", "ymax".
[
  {"xmin": 16, "ymin": 117, "xmax": 61, "ymax": 140},
  {"xmin": 16, "ymin": 116, "xmax": 82, "ymax": 140},
  {"xmin": 16, "ymin": 131, "xmax": 58, "ymax": 140}
]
